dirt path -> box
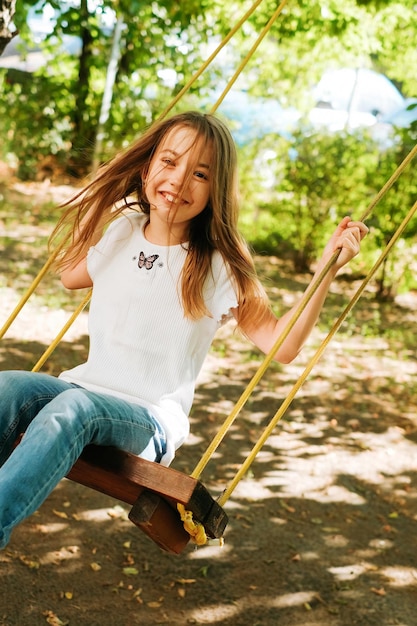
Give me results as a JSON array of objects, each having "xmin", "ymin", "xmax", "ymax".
[
  {"xmin": 1, "ymin": 288, "xmax": 417, "ymax": 626},
  {"xmin": 1, "ymin": 182, "xmax": 417, "ymax": 626}
]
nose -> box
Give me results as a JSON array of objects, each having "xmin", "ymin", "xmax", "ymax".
[{"xmin": 169, "ymin": 164, "xmax": 188, "ymax": 189}]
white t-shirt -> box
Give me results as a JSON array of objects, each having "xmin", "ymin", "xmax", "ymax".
[{"xmin": 60, "ymin": 213, "xmax": 238, "ymax": 465}]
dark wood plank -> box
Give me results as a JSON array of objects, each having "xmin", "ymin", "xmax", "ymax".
[
  {"xmin": 67, "ymin": 445, "xmax": 199, "ymax": 505},
  {"xmin": 14, "ymin": 438, "xmax": 228, "ymax": 552},
  {"xmin": 68, "ymin": 446, "xmax": 228, "ymax": 539},
  {"xmin": 128, "ymin": 491, "xmax": 191, "ymax": 554}
]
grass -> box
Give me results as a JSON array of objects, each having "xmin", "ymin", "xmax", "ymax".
[{"xmin": 0, "ymin": 182, "xmax": 83, "ymax": 311}]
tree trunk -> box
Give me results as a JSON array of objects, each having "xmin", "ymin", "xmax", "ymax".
[
  {"xmin": 0, "ymin": 0, "xmax": 17, "ymax": 56},
  {"xmin": 67, "ymin": 0, "xmax": 95, "ymax": 177},
  {"xmin": 91, "ymin": 16, "xmax": 125, "ymax": 173}
]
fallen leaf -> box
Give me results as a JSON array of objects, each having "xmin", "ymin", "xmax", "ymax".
[
  {"xmin": 370, "ymin": 587, "xmax": 386, "ymax": 596},
  {"xmin": 90, "ymin": 562, "xmax": 102, "ymax": 572},
  {"xmin": 53, "ymin": 510, "xmax": 69, "ymax": 520},
  {"xmin": 43, "ymin": 610, "xmax": 68, "ymax": 625},
  {"xmin": 382, "ymin": 524, "xmax": 395, "ymax": 533},
  {"xmin": 280, "ymin": 500, "xmax": 296, "ymax": 513},
  {"xmin": 365, "ymin": 563, "xmax": 379, "ymax": 572},
  {"xmin": 147, "ymin": 601, "xmax": 162, "ymax": 608},
  {"xmin": 123, "ymin": 567, "xmax": 139, "ymax": 576},
  {"xmin": 124, "ymin": 553, "xmax": 135, "ymax": 565},
  {"xmin": 175, "ymin": 578, "xmax": 196, "ymax": 585},
  {"xmin": 19, "ymin": 555, "xmax": 40, "ymax": 569},
  {"xmin": 108, "ymin": 505, "xmax": 128, "ymax": 520}
]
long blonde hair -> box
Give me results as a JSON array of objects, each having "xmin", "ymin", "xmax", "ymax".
[{"xmin": 50, "ymin": 111, "xmax": 270, "ymax": 331}]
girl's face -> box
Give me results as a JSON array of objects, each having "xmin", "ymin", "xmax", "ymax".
[{"xmin": 144, "ymin": 125, "xmax": 212, "ymax": 242}]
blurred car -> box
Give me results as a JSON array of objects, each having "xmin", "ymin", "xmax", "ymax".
[
  {"xmin": 215, "ymin": 90, "xmax": 298, "ymax": 145},
  {"xmin": 308, "ymin": 68, "xmax": 405, "ymax": 131},
  {"xmin": 379, "ymin": 98, "xmax": 417, "ymax": 128},
  {"xmin": 217, "ymin": 68, "xmax": 407, "ymax": 145}
]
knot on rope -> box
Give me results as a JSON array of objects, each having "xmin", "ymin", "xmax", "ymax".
[{"xmin": 177, "ymin": 503, "xmax": 207, "ymax": 546}]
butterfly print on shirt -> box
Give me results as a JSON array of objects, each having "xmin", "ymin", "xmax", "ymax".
[{"xmin": 138, "ymin": 251, "xmax": 159, "ymax": 270}]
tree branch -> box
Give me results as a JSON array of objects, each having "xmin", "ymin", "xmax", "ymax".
[{"xmin": 0, "ymin": 0, "xmax": 17, "ymax": 56}]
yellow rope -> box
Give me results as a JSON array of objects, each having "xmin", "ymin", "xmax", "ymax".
[
  {"xmin": 176, "ymin": 0, "xmax": 290, "ymax": 539},
  {"xmin": 1, "ymin": 0, "xmax": 415, "ymax": 542},
  {"xmin": 191, "ymin": 252, "xmax": 339, "ymax": 479},
  {"xmin": 359, "ymin": 143, "xmax": 417, "ymax": 222},
  {"xmin": 0, "ymin": 0, "xmax": 271, "ymax": 370},
  {"xmin": 177, "ymin": 503, "xmax": 208, "ymax": 545},
  {"xmin": 0, "ymin": 248, "xmax": 61, "ymax": 340},
  {"xmin": 31, "ymin": 290, "xmax": 92, "ymax": 372},
  {"xmin": 158, "ymin": 0, "xmax": 265, "ymax": 121},
  {"xmin": 191, "ymin": 142, "xmax": 417, "ymax": 481},
  {"xmin": 210, "ymin": 0, "xmax": 289, "ymax": 114},
  {"xmin": 218, "ymin": 197, "xmax": 417, "ymax": 506},
  {"xmin": 23, "ymin": 141, "xmax": 415, "ymax": 540}
]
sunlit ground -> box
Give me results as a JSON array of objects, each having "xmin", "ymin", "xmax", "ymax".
[{"xmin": 1, "ymin": 181, "xmax": 417, "ymax": 625}]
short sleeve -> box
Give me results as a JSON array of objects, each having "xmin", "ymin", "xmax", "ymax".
[
  {"xmin": 87, "ymin": 215, "xmax": 136, "ymax": 280},
  {"xmin": 207, "ymin": 252, "xmax": 239, "ymax": 324}
]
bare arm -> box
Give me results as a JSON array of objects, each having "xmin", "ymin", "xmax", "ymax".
[
  {"xmin": 60, "ymin": 256, "xmax": 93, "ymax": 289},
  {"xmin": 235, "ymin": 217, "xmax": 369, "ymax": 363}
]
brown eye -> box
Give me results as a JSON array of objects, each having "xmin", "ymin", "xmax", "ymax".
[{"xmin": 194, "ymin": 170, "xmax": 208, "ymax": 180}]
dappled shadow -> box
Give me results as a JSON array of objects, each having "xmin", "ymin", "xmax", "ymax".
[
  {"xmin": 3, "ymin": 414, "xmax": 417, "ymax": 625},
  {"xmin": 0, "ymin": 337, "xmax": 89, "ymax": 374},
  {"xmin": 1, "ymin": 264, "xmax": 417, "ymax": 624}
]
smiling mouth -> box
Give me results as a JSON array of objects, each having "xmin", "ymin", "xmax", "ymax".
[{"xmin": 160, "ymin": 191, "xmax": 187, "ymax": 205}]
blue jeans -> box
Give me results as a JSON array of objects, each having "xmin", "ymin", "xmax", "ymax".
[{"xmin": 0, "ymin": 370, "xmax": 166, "ymax": 549}]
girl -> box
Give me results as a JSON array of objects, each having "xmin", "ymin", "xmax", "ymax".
[{"xmin": 0, "ymin": 111, "xmax": 368, "ymax": 549}]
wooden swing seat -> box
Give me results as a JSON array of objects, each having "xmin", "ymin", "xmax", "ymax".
[
  {"xmin": 14, "ymin": 437, "xmax": 228, "ymax": 554},
  {"xmin": 67, "ymin": 445, "xmax": 228, "ymax": 554}
]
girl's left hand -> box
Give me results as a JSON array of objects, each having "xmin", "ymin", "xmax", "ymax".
[{"xmin": 324, "ymin": 216, "xmax": 369, "ymax": 270}]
